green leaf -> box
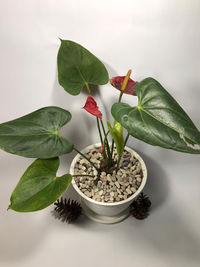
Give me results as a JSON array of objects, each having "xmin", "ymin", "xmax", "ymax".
[
  {"xmin": 107, "ymin": 120, "xmax": 124, "ymax": 156},
  {"xmin": 9, "ymin": 158, "xmax": 72, "ymax": 212},
  {"xmin": 0, "ymin": 106, "xmax": 74, "ymax": 158},
  {"xmin": 57, "ymin": 40, "xmax": 109, "ymax": 95},
  {"xmin": 111, "ymin": 78, "xmax": 200, "ymax": 154}
]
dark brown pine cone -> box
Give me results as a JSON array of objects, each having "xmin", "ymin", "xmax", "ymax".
[
  {"xmin": 130, "ymin": 193, "xmax": 151, "ymax": 220},
  {"xmin": 54, "ymin": 198, "xmax": 82, "ymax": 223}
]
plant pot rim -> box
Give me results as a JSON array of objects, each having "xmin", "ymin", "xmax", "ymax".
[{"xmin": 70, "ymin": 143, "xmax": 147, "ymax": 207}]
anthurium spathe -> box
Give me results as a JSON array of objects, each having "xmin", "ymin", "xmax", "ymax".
[
  {"xmin": 107, "ymin": 120, "xmax": 124, "ymax": 157},
  {"xmin": 83, "ymin": 95, "xmax": 102, "ymax": 119},
  {"xmin": 110, "ymin": 76, "xmax": 138, "ymax": 95}
]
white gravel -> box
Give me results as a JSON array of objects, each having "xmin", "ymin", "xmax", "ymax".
[{"xmin": 74, "ymin": 147, "xmax": 143, "ymax": 203}]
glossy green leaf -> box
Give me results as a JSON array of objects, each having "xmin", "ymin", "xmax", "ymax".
[
  {"xmin": 0, "ymin": 106, "xmax": 74, "ymax": 158},
  {"xmin": 107, "ymin": 120, "xmax": 124, "ymax": 156},
  {"xmin": 9, "ymin": 158, "xmax": 72, "ymax": 212},
  {"xmin": 57, "ymin": 40, "xmax": 109, "ymax": 95},
  {"xmin": 111, "ymin": 78, "xmax": 200, "ymax": 154}
]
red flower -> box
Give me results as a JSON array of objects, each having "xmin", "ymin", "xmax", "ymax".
[
  {"xmin": 110, "ymin": 76, "xmax": 138, "ymax": 95},
  {"xmin": 83, "ymin": 95, "xmax": 102, "ymax": 119}
]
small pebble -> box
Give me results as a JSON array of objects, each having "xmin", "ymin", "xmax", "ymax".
[
  {"xmin": 107, "ymin": 174, "xmax": 112, "ymax": 181},
  {"xmin": 117, "ymin": 189, "xmax": 121, "ymax": 194},
  {"xmin": 110, "ymin": 192, "xmax": 115, "ymax": 197},
  {"xmin": 97, "ymin": 181, "xmax": 102, "ymax": 187},
  {"xmin": 115, "ymin": 181, "xmax": 120, "ymax": 188},
  {"xmin": 80, "ymin": 159, "xmax": 87, "ymax": 165},
  {"xmin": 136, "ymin": 177, "xmax": 142, "ymax": 182},
  {"xmin": 136, "ymin": 181, "xmax": 141, "ymax": 186},
  {"xmin": 103, "ymin": 176, "xmax": 107, "ymax": 182},
  {"xmin": 84, "ymin": 191, "xmax": 92, "ymax": 198},
  {"xmin": 93, "ymin": 170, "xmax": 98, "ymax": 176},
  {"xmin": 122, "ymin": 161, "xmax": 129, "ymax": 167},
  {"xmin": 99, "ymin": 190, "xmax": 104, "ymax": 196},
  {"xmin": 126, "ymin": 188, "xmax": 132, "ymax": 195},
  {"xmin": 131, "ymin": 166, "xmax": 136, "ymax": 171},
  {"xmin": 136, "ymin": 166, "xmax": 141, "ymax": 173},
  {"xmin": 131, "ymin": 187, "xmax": 136, "ymax": 193},
  {"xmin": 94, "ymin": 194, "xmax": 101, "ymax": 201},
  {"xmin": 111, "ymin": 176, "xmax": 116, "ymax": 182}
]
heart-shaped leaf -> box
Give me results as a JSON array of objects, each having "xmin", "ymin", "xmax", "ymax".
[
  {"xmin": 0, "ymin": 106, "xmax": 74, "ymax": 158},
  {"xmin": 9, "ymin": 158, "xmax": 72, "ymax": 212},
  {"xmin": 57, "ymin": 40, "xmax": 109, "ymax": 95},
  {"xmin": 111, "ymin": 78, "xmax": 200, "ymax": 154}
]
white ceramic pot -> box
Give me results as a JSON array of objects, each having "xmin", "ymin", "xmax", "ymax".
[{"xmin": 70, "ymin": 143, "xmax": 147, "ymax": 224}]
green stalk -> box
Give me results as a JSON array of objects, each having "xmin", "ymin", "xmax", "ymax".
[
  {"xmin": 96, "ymin": 117, "xmax": 103, "ymax": 145},
  {"xmin": 116, "ymin": 132, "xmax": 130, "ymax": 169},
  {"xmin": 124, "ymin": 133, "xmax": 130, "ymax": 146},
  {"xmin": 73, "ymin": 147, "xmax": 99, "ymax": 172},
  {"xmin": 97, "ymin": 117, "xmax": 109, "ymax": 161},
  {"xmin": 104, "ymin": 131, "xmax": 113, "ymax": 165},
  {"xmin": 110, "ymin": 139, "xmax": 114, "ymax": 159},
  {"xmin": 85, "ymin": 82, "xmax": 91, "ymax": 94},
  {"xmin": 118, "ymin": 91, "xmax": 123, "ymax": 102},
  {"xmin": 102, "ymin": 136, "xmax": 109, "ymax": 162},
  {"xmin": 100, "ymin": 120, "xmax": 112, "ymax": 165}
]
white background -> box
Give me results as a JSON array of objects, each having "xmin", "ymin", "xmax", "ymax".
[{"xmin": 0, "ymin": 1, "xmax": 200, "ymax": 266}]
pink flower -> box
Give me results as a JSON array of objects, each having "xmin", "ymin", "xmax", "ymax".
[
  {"xmin": 110, "ymin": 76, "xmax": 138, "ymax": 95},
  {"xmin": 83, "ymin": 95, "xmax": 102, "ymax": 119}
]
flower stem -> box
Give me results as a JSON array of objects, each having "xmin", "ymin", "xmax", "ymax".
[
  {"xmin": 118, "ymin": 91, "xmax": 123, "ymax": 103},
  {"xmin": 96, "ymin": 117, "xmax": 103, "ymax": 145},
  {"xmin": 73, "ymin": 147, "xmax": 99, "ymax": 172}
]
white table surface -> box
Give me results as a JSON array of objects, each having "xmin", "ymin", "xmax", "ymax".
[{"xmin": 0, "ymin": 1, "xmax": 200, "ymax": 266}]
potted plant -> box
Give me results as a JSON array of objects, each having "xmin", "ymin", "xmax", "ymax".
[{"xmin": 0, "ymin": 40, "xmax": 199, "ymax": 224}]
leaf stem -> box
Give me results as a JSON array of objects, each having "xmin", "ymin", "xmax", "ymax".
[
  {"xmin": 85, "ymin": 82, "xmax": 91, "ymax": 94},
  {"xmin": 124, "ymin": 132, "xmax": 130, "ymax": 147},
  {"xmin": 73, "ymin": 147, "xmax": 99, "ymax": 172}
]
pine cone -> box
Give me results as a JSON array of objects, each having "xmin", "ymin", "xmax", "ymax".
[
  {"xmin": 138, "ymin": 193, "xmax": 151, "ymax": 209},
  {"xmin": 54, "ymin": 198, "xmax": 82, "ymax": 223},
  {"xmin": 130, "ymin": 193, "xmax": 151, "ymax": 220}
]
